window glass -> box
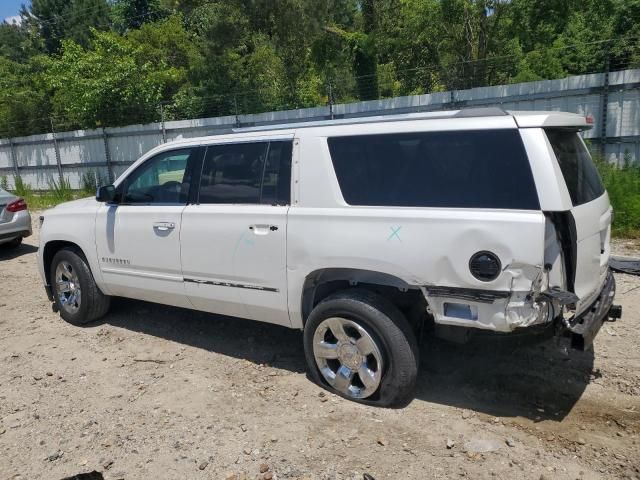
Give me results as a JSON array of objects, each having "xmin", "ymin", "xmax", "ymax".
[
  {"xmin": 545, "ymin": 129, "xmax": 605, "ymax": 206},
  {"xmin": 198, "ymin": 141, "xmax": 292, "ymax": 205},
  {"xmin": 260, "ymin": 141, "xmax": 292, "ymax": 205},
  {"xmin": 123, "ymin": 148, "xmax": 194, "ymax": 204},
  {"xmin": 327, "ymin": 130, "xmax": 539, "ymax": 210}
]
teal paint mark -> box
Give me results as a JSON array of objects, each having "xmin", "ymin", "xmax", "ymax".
[{"xmin": 388, "ymin": 226, "xmax": 402, "ymax": 241}]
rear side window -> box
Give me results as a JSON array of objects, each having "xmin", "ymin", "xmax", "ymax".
[
  {"xmin": 327, "ymin": 130, "xmax": 539, "ymax": 210},
  {"xmin": 545, "ymin": 129, "xmax": 605, "ymax": 206},
  {"xmin": 198, "ymin": 141, "xmax": 292, "ymax": 205}
]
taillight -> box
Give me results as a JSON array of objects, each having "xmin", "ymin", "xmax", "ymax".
[{"xmin": 6, "ymin": 198, "xmax": 27, "ymax": 213}]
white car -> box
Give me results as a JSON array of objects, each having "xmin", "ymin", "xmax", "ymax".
[
  {"xmin": 37, "ymin": 108, "xmax": 621, "ymax": 406},
  {"xmin": 0, "ymin": 187, "xmax": 32, "ymax": 249}
]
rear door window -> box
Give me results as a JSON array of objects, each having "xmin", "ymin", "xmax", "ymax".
[
  {"xmin": 198, "ymin": 140, "xmax": 292, "ymax": 205},
  {"xmin": 327, "ymin": 129, "xmax": 539, "ymax": 210},
  {"xmin": 545, "ymin": 129, "xmax": 605, "ymax": 206}
]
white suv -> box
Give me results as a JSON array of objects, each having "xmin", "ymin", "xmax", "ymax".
[{"xmin": 38, "ymin": 108, "xmax": 621, "ymax": 406}]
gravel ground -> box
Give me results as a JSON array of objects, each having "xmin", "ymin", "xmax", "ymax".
[{"xmin": 1, "ymin": 217, "xmax": 639, "ymax": 480}]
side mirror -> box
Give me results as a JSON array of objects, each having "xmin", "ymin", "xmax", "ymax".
[{"xmin": 96, "ymin": 185, "xmax": 117, "ymax": 203}]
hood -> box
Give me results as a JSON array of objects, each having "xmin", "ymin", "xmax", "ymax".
[{"xmin": 45, "ymin": 196, "xmax": 98, "ymax": 214}]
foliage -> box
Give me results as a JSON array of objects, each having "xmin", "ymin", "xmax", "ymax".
[
  {"xmin": 0, "ymin": 175, "xmax": 8, "ymax": 190},
  {"xmin": 13, "ymin": 175, "xmax": 32, "ymax": 198},
  {"xmin": 596, "ymin": 154, "xmax": 640, "ymax": 238},
  {"xmin": 42, "ymin": 29, "xmax": 183, "ymax": 129},
  {"xmin": 0, "ymin": 0, "xmax": 637, "ymax": 133},
  {"xmin": 47, "ymin": 176, "xmax": 74, "ymax": 202},
  {"xmin": 80, "ymin": 170, "xmax": 107, "ymax": 195},
  {"xmin": 20, "ymin": 0, "xmax": 112, "ymax": 54},
  {"xmin": 112, "ymin": 0, "xmax": 168, "ymax": 32},
  {"xmin": 0, "ymin": 57, "xmax": 50, "ymax": 137}
]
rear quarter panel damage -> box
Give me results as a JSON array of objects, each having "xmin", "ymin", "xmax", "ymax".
[{"xmin": 287, "ymin": 207, "xmax": 547, "ymax": 331}]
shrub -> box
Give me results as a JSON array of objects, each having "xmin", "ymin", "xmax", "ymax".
[
  {"xmin": 13, "ymin": 175, "xmax": 32, "ymax": 198},
  {"xmin": 595, "ymin": 153, "xmax": 640, "ymax": 238},
  {"xmin": 80, "ymin": 170, "xmax": 99, "ymax": 196},
  {"xmin": 47, "ymin": 175, "xmax": 74, "ymax": 202}
]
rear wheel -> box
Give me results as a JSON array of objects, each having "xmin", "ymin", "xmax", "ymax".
[
  {"xmin": 304, "ymin": 289, "xmax": 419, "ymax": 407},
  {"xmin": 50, "ymin": 248, "xmax": 110, "ymax": 325}
]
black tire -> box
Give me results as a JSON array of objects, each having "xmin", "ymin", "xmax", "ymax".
[
  {"xmin": 50, "ymin": 247, "xmax": 110, "ymax": 325},
  {"xmin": 1, "ymin": 237, "xmax": 22, "ymax": 249},
  {"xmin": 303, "ymin": 289, "xmax": 419, "ymax": 407}
]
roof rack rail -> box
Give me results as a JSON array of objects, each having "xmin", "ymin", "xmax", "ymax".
[
  {"xmin": 232, "ymin": 107, "xmax": 510, "ymax": 134},
  {"xmin": 454, "ymin": 107, "xmax": 508, "ymax": 117}
]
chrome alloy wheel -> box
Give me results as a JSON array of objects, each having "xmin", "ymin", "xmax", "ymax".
[
  {"xmin": 55, "ymin": 260, "xmax": 82, "ymax": 314},
  {"xmin": 312, "ymin": 317, "xmax": 384, "ymax": 399}
]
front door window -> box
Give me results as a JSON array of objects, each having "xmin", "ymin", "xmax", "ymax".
[{"xmin": 122, "ymin": 148, "xmax": 195, "ymax": 204}]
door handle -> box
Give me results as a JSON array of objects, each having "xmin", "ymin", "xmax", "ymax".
[
  {"xmin": 153, "ymin": 222, "xmax": 175, "ymax": 231},
  {"xmin": 249, "ymin": 224, "xmax": 278, "ymax": 235}
]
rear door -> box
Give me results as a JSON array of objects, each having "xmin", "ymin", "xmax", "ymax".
[
  {"xmin": 545, "ymin": 129, "xmax": 611, "ymax": 311},
  {"xmin": 180, "ymin": 138, "xmax": 292, "ymax": 326}
]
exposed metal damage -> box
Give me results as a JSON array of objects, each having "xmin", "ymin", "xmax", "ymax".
[{"xmin": 421, "ymin": 260, "xmax": 556, "ymax": 332}]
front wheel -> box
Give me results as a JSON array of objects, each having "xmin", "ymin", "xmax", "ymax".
[
  {"xmin": 50, "ymin": 247, "xmax": 111, "ymax": 325},
  {"xmin": 303, "ymin": 289, "xmax": 419, "ymax": 407}
]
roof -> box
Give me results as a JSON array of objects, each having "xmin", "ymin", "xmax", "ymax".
[
  {"xmin": 162, "ymin": 108, "xmax": 592, "ymax": 149},
  {"xmin": 231, "ymin": 108, "xmax": 592, "ymax": 133}
]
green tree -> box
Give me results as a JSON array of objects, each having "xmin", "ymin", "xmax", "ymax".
[
  {"xmin": 0, "ymin": 57, "xmax": 50, "ymax": 137},
  {"xmin": 0, "ymin": 22, "xmax": 38, "ymax": 62},
  {"xmin": 43, "ymin": 29, "xmax": 183, "ymax": 128},
  {"xmin": 20, "ymin": 0, "xmax": 111, "ymax": 53},
  {"xmin": 611, "ymin": 0, "xmax": 640, "ymax": 68},
  {"xmin": 112, "ymin": 0, "xmax": 168, "ymax": 31}
]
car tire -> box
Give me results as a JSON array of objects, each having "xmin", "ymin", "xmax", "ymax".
[
  {"xmin": 2, "ymin": 237, "xmax": 22, "ymax": 249},
  {"xmin": 303, "ymin": 289, "xmax": 419, "ymax": 407},
  {"xmin": 50, "ymin": 247, "xmax": 110, "ymax": 325}
]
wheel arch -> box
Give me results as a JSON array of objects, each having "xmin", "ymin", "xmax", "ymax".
[
  {"xmin": 300, "ymin": 268, "xmax": 428, "ymax": 330},
  {"xmin": 42, "ymin": 240, "xmax": 90, "ymax": 288}
]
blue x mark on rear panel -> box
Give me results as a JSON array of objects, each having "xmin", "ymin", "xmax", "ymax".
[{"xmin": 388, "ymin": 226, "xmax": 402, "ymax": 241}]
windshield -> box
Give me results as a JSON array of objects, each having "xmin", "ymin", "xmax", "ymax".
[{"xmin": 545, "ymin": 129, "xmax": 605, "ymax": 206}]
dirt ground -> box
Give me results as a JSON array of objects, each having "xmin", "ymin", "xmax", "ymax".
[{"xmin": 1, "ymin": 218, "xmax": 639, "ymax": 480}]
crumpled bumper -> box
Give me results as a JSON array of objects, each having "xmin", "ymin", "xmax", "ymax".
[{"xmin": 564, "ymin": 270, "xmax": 620, "ymax": 351}]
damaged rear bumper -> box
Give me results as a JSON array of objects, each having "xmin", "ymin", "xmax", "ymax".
[{"xmin": 563, "ymin": 270, "xmax": 620, "ymax": 351}]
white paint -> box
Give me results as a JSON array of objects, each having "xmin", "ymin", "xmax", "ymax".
[{"xmin": 37, "ymin": 110, "xmax": 613, "ymax": 335}]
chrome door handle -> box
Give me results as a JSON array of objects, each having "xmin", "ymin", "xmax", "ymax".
[
  {"xmin": 249, "ymin": 224, "xmax": 278, "ymax": 235},
  {"xmin": 153, "ymin": 222, "xmax": 175, "ymax": 231}
]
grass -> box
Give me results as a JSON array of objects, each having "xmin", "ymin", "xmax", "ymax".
[
  {"xmin": 596, "ymin": 155, "xmax": 640, "ymax": 238},
  {"xmin": 7, "ymin": 173, "xmax": 97, "ymax": 210}
]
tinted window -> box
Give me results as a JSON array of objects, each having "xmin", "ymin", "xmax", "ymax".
[
  {"xmin": 123, "ymin": 148, "xmax": 195, "ymax": 204},
  {"xmin": 546, "ymin": 129, "xmax": 605, "ymax": 206},
  {"xmin": 198, "ymin": 141, "xmax": 292, "ymax": 205},
  {"xmin": 327, "ymin": 130, "xmax": 539, "ymax": 209},
  {"xmin": 261, "ymin": 141, "xmax": 292, "ymax": 205}
]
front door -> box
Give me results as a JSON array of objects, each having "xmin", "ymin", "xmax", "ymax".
[
  {"xmin": 95, "ymin": 147, "xmax": 201, "ymax": 308},
  {"xmin": 180, "ymin": 139, "xmax": 292, "ymax": 326}
]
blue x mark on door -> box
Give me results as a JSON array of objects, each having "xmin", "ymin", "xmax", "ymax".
[{"xmin": 388, "ymin": 226, "xmax": 402, "ymax": 241}]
